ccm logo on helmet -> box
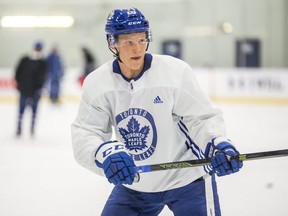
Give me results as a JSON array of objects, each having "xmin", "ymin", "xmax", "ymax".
[{"xmin": 128, "ymin": 21, "xmax": 142, "ymax": 25}]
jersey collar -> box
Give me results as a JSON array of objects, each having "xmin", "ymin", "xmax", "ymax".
[{"xmin": 112, "ymin": 53, "xmax": 152, "ymax": 82}]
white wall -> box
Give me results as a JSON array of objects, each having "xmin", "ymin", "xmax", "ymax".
[{"xmin": 0, "ymin": 0, "xmax": 287, "ymax": 69}]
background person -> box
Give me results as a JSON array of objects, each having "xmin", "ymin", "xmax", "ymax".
[
  {"xmin": 46, "ymin": 46, "xmax": 64, "ymax": 104},
  {"xmin": 15, "ymin": 41, "xmax": 47, "ymax": 136},
  {"xmin": 78, "ymin": 46, "xmax": 97, "ymax": 86}
]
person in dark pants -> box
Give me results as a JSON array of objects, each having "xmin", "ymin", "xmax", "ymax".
[
  {"xmin": 46, "ymin": 46, "xmax": 64, "ymax": 104},
  {"xmin": 15, "ymin": 41, "xmax": 48, "ymax": 137}
]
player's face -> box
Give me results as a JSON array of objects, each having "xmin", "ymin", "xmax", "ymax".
[{"xmin": 115, "ymin": 32, "xmax": 147, "ymax": 79}]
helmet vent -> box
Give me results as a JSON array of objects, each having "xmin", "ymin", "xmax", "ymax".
[
  {"xmin": 128, "ymin": 14, "xmax": 137, "ymax": 19},
  {"xmin": 114, "ymin": 24, "xmax": 125, "ymax": 30},
  {"xmin": 116, "ymin": 15, "xmax": 125, "ymax": 22}
]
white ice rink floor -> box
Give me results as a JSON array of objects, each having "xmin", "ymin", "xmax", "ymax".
[{"xmin": 1, "ymin": 98, "xmax": 288, "ymax": 216}]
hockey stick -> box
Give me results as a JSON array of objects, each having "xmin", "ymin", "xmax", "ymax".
[{"xmin": 134, "ymin": 149, "xmax": 288, "ymax": 174}]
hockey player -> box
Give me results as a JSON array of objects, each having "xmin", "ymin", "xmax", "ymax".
[{"xmin": 71, "ymin": 8, "xmax": 243, "ymax": 216}]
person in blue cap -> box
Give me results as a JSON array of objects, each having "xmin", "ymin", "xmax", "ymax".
[
  {"xmin": 71, "ymin": 8, "xmax": 243, "ymax": 216},
  {"xmin": 15, "ymin": 41, "xmax": 48, "ymax": 136}
]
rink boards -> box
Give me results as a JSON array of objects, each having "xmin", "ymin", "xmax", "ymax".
[{"xmin": 1, "ymin": 67, "xmax": 288, "ymax": 105}]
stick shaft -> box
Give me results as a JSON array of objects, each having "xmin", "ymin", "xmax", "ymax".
[{"xmin": 135, "ymin": 149, "xmax": 288, "ymax": 173}]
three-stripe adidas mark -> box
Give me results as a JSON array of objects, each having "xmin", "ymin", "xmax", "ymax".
[{"xmin": 153, "ymin": 96, "xmax": 163, "ymax": 103}]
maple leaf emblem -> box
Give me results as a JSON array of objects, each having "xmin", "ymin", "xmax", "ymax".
[{"xmin": 119, "ymin": 117, "xmax": 150, "ymax": 152}]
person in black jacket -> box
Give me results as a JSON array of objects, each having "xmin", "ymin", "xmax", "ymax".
[
  {"xmin": 15, "ymin": 41, "xmax": 48, "ymax": 137},
  {"xmin": 82, "ymin": 46, "xmax": 96, "ymax": 77},
  {"xmin": 78, "ymin": 46, "xmax": 97, "ymax": 86}
]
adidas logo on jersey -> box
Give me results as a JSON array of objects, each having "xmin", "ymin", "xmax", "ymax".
[{"xmin": 153, "ymin": 96, "xmax": 163, "ymax": 103}]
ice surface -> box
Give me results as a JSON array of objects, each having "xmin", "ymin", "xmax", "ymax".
[{"xmin": 1, "ymin": 95, "xmax": 288, "ymax": 216}]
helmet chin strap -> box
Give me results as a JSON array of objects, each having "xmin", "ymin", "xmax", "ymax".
[{"xmin": 108, "ymin": 46, "xmax": 123, "ymax": 63}]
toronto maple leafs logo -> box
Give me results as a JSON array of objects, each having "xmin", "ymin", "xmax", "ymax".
[
  {"xmin": 119, "ymin": 117, "xmax": 150, "ymax": 152},
  {"xmin": 115, "ymin": 108, "xmax": 157, "ymax": 161}
]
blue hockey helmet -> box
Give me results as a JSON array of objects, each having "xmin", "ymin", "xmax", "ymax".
[{"xmin": 105, "ymin": 8, "xmax": 152, "ymax": 46}]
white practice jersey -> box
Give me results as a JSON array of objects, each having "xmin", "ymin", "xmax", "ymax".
[{"xmin": 71, "ymin": 54, "xmax": 226, "ymax": 192}]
